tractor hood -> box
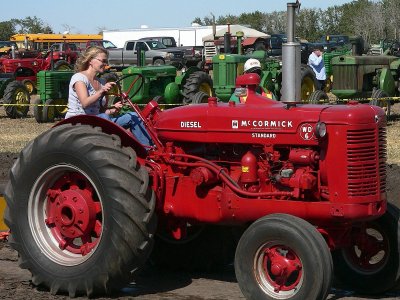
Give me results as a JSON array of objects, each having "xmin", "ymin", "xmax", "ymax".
[{"xmin": 154, "ymin": 96, "xmax": 384, "ymax": 146}]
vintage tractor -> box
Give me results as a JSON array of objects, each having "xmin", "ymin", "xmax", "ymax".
[
  {"xmin": 34, "ymin": 70, "xmax": 74, "ymax": 123},
  {"xmin": 115, "ymin": 65, "xmax": 213, "ymax": 105},
  {"xmin": 4, "ymin": 2, "xmax": 400, "ymax": 300},
  {"xmin": 0, "ymin": 48, "xmax": 73, "ymax": 95},
  {"xmin": 0, "ymin": 73, "xmax": 30, "ymax": 118},
  {"xmin": 330, "ymin": 50, "xmax": 400, "ymax": 115},
  {"xmin": 210, "ymin": 30, "xmax": 317, "ymax": 103},
  {"xmin": 212, "ymin": 51, "xmax": 317, "ymax": 102}
]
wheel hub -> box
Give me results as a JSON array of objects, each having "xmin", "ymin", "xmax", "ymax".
[
  {"xmin": 49, "ymin": 189, "xmax": 97, "ymax": 239},
  {"xmin": 43, "ymin": 172, "xmax": 103, "ymax": 255}
]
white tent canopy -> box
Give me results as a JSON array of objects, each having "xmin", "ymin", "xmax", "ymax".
[{"xmin": 202, "ymin": 25, "xmax": 270, "ymax": 42}]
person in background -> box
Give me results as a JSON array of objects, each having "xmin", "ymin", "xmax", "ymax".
[
  {"xmin": 66, "ymin": 46, "xmax": 152, "ymax": 147},
  {"xmin": 308, "ymin": 45, "xmax": 326, "ymax": 91},
  {"xmin": 230, "ymin": 58, "xmax": 273, "ymax": 103}
]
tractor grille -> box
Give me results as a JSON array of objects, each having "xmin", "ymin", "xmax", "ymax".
[
  {"xmin": 332, "ymin": 65, "xmax": 357, "ymax": 90},
  {"xmin": 213, "ymin": 62, "xmax": 237, "ymax": 87},
  {"xmin": 347, "ymin": 127, "xmax": 386, "ymax": 197}
]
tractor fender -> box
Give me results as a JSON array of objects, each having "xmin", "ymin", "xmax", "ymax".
[
  {"xmin": 55, "ymin": 115, "xmax": 148, "ymax": 158},
  {"xmin": 15, "ymin": 66, "xmax": 36, "ymax": 77},
  {"xmin": 379, "ymin": 67, "xmax": 395, "ymax": 96}
]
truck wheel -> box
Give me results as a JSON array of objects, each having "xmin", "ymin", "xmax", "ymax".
[
  {"xmin": 182, "ymin": 71, "xmax": 213, "ymax": 104},
  {"xmin": 2, "ymin": 80, "xmax": 30, "ymax": 118},
  {"xmin": 153, "ymin": 58, "xmax": 165, "ymax": 65},
  {"xmin": 33, "ymin": 97, "xmax": 43, "ymax": 123},
  {"xmin": 370, "ymin": 89, "xmax": 391, "ymax": 117},
  {"xmin": 151, "ymin": 225, "xmax": 236, "ymax": 271},
  {"xmin": 300, "ymin": 67, "xmax": 317, "ymax": 101},
  {"xmin": 235, "ymin": 214, "xmax": 332, "ymax": 300},
  {"xmin": 4, "ymin": 124, "xmax": 156, "ymax": 297},
  {"xmin": 332, "ymin": 202, "xmax": 400, "ymax": 295},
  {"xmin": 53, "ymin": 60, "xmax": 72, "ymax": 70},
  {"xmin": 42, "ymin": 98, "xmax": 56, "ymax": 122},
  {"xmin": 306, "ymin": 90, "xmax": 329, "ymax": 104}
]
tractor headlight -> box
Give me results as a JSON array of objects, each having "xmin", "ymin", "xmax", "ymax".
[
  {"xmin": 315, "ymin": 122, "xmax": 327, "ymax": 138},
  {"xmin": 166, "ymin": 53, "xmax": 174, "ymax": 59}
]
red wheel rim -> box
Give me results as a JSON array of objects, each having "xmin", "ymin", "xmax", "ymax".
[{"xmin": 255, "ymin": 242, "xmax": 303, "ymax": 297}]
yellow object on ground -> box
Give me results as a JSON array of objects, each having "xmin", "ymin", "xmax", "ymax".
[{"xmin": 0, "ymin": 196, "xmax": 8, "ymax": 231}]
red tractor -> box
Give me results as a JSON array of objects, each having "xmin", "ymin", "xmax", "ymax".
[
  {"xmin": 4, "ymin": 3, "xmax": 400, "ymax": 300},
  {"xmin": 0, "ymin": 45, "xmax": 74, "ymax": 94}
]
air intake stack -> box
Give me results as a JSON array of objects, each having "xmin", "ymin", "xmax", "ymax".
[{"xmin": 281, "ymin": 1, "xmax": 301, "ymax": 104}]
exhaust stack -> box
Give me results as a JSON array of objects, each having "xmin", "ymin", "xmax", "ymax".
[{"xmin": 281, "ymin": 1, "xmax": 301, "ymax": 104}]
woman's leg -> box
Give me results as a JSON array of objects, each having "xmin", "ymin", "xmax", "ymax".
[{"xmin": 112, "ymin": 112, "xmax": 153, "ymax": 146}]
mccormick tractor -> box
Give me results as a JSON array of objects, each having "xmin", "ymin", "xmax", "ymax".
[{"xmin": 4, "ymin": 2, "xmax": 400, "ymax": 300}]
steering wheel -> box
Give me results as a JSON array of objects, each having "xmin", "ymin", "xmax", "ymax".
[{"xmin": 104, "ymin": 73, "xmax": 144, "ymax": 111}]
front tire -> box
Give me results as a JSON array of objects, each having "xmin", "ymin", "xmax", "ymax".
[
  {"xmin": 4, "ymin": 124, "xmax": 156, "ymax": 297},
  {"xmin": 332, "ymin": 202, "xmax": 400, "ymax": 295},
  {"xmin": 235, "ymin": 214, "xmax": 332, "ymax": 300}
]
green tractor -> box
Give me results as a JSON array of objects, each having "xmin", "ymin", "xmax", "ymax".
[
  {"xmin": 0, "ymin": 74, "xmax": 30, "ymax": 118},
  {"xmin": 211, "ymin": 50, "xmax": 317, "ymax": 102},
  {"xmin": 119, "ymin": 65, "xmax": 213, "ymax": 106},
  {"xmin": 34, "ymin": 70, "xmax": 74, "ymax": 123},
  {"xmin": 330, "ymin": 53, "xmax": 400, "ymax": 115},
  {"xmin": 33, "ymin": 64, "xmax": 213, "ymax": 123}
]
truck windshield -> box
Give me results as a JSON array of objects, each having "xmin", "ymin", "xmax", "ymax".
[
  {"xmin": 147, "ymin": 41, "xmax": 167, "ymax": 50},
  {"xmin": 102, "ymin": 40, "xmax": 117, "ymax": 49}
]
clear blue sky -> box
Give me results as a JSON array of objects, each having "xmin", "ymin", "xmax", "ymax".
[{"xmin": 2, "ymin": 0, "xmax": 354, "ymax": 34}]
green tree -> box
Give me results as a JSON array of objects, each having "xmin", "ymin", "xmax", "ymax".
[
  {"xmin": 297, "ymin": 8, "xmax": 322, "ymax": 42},
  {"xmin": 0, "ymin": 21, "xmax": 16, "ymax": 40},
  {"xmin": 12, "ymin": 16, "xmax": 52, "ymax": 34}
]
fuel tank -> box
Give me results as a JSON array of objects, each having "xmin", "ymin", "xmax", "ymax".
[{"xmin": 154, "ymin": 96, "xmax": 384, "ymax": 146}]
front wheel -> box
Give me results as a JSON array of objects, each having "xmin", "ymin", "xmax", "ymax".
[
  {"xmin": 4, "ymin": 124, "xmax": 156, "ymax": 297},
  {"xmin": 235, "ymin": 214, "xmax": 332, "ymax": 300},
  {"xmin": 332, "ymin": 202, "xmax": 400, "ymax": 294}
]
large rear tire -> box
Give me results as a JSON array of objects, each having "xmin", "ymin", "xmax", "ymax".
[
  {"xmin": 332, "ymin": 202, "xmax": 400, "ymax": 295},
  {"xmin": 370, "ymin": 89, "xmax": 391, "ymax": 117},
  {"xmin": 307, "ymin": 90, "xmax": 329, "ymax": 104},
  {"xmin": 235, "ymin": 214, "xmax": 332, "ymax": 300},
  {"xmin": 2, "ymin": 80, "xmax": 30, "ymax": 118},
  {"xmin": 182, "ymin": 71, "xmax": 213, "ymax": 104},
  {"xmin": 42, "ymin": 98, "xmax": 56, "ymax": 123},
  {"xmin": 53, "ymin": 60, "xmax": 72, "ymax": 70},
  {"xmin": 4, "ymin": 124, "xmax": 156, "ymax": 297},
  {"xmin": 33, "ymin": 97, "xmax": 43, "ymax": 123},
  {"xmin": 300, "ymin": 67, "xmax": 317, "ymax": 101}
]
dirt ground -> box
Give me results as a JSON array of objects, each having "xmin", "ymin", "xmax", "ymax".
[{"xmin": 0, "ymin": 101, "xmax": 400, "ymax": 299}]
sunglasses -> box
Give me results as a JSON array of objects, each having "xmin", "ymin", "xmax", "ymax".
[{"xmin": 93, "ymin": 58, "xmax": 108, "ymax": 64}]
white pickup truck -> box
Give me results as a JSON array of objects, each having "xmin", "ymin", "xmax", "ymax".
[{"xmin": 107, "ymin": 39, "xmax": 185, "ymax": 70}]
